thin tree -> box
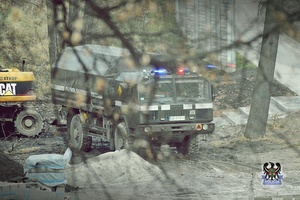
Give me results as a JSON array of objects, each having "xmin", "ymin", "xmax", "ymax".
[
  {"xmin": 244, "ymin": 0, "xmax": 281, "ymax": 139},
  {"xmin": 46, "ymin": 0, "xmax": 58, "ymax": 66}
]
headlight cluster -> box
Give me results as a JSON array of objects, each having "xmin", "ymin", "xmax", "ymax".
[{"xmin": 195, "ymin": 124, "xmax": 209, "ymax": 131}]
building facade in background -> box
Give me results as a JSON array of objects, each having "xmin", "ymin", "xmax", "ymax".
[{"xmin": 175, "ymin": 0, "xmax": 236, "ymax": 72}]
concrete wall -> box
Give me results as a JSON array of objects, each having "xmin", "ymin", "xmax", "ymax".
[{"xmin": 175, "ymin": 0, "xmax": 236, "ymax": 72}]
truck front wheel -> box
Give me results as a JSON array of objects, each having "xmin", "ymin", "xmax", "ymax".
[
  {"xmin": 176, "ymin": 136, "xmax": 192, "ymax": 155},
  {"xmin": 176, "ymin": 135, "xmax": 201, "ymax": 155}
]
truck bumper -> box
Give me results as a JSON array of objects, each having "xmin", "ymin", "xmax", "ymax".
[{"xmin": 136, "ymin": 122, "xmax": 214, "ymax": 144}]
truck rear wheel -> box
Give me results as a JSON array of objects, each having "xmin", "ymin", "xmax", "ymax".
[
  {"xmin": 15, "ymin": 109, "xmax": 44, "ymax": 137},
  {"xmin": 114, "ymin": 122, "xmax": 129, "ymax": 150},
  {"xmin": 68, "ymin": 114, "xmax": 92, "ymax": 152}
]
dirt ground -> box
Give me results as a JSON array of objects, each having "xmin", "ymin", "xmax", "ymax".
[
  {"xmin": 0, "ymin": 68, "xmax": 299, "ymax": 199},
  {"xmin": 63, "ymin": 109, "xmax": 300, "ymax": 200}
]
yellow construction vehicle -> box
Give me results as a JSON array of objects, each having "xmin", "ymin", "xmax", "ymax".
[{"xmin": 0, "ymin": 62, "xmax": 44, "ymax": 137}]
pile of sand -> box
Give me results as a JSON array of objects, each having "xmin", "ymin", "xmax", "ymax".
[{"xmin": 66, "ymin": 150, "xmax": 166, "ymax": 188}]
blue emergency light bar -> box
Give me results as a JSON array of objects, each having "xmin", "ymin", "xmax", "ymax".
[
  {"xmin": 206, "ymin": 64, "xmax": 218, "ymax": 69},
  {"xmin": 151, "ymin": 68, "xmax": 168, "ymax": 76},
  {"xmin": 148, "ymin": 67, "xmax": 192, "ymax": 76}
]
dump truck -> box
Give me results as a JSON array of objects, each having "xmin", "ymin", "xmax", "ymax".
[
  {"xmin": 51, "ymin": 45, "xmax": 215, "ymax": 154},
  {"xmin": 0, "ymin": 62, "xmax": 44, "ymax": 137}
]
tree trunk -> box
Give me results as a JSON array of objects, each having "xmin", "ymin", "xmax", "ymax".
[
  {"xmin": 68, "ymin": 0, "xmax": 86, "ymax": 46},
  {"xmin": 46, "ymin": 0, "xmax": 57, "ymax": 66},
  {"xmin": 244, "ymin": 0, "xmax": 281, "ymax": 139}
]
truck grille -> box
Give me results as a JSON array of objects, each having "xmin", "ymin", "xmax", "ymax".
[
  {"xmin": 164, "ymin": 110, "xmax": 186, "ymax": 117},
  {"xmin": 147, "ymin": 107, "xmax": 212, "ymax": 123}
]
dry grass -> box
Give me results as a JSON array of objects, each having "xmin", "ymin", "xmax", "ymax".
[
  {"xmin": 4, "ymin": 146, "xmax": 41, "ymax": 155},
  {"xmin": 210, "ymin": 111, "xmax": 300, "ymax": 152}
]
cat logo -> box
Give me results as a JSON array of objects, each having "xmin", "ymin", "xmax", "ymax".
[{"xmin": 0, "ymin": 83, "xmax": 17, "ymax": 96}]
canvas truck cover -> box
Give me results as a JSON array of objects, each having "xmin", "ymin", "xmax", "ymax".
[
  {"xmin": 51, "ymin": 45, "xmax": 132, "ymax": 109},
  {"xmin": 51, "ymin": 44, "xmax": 175, "ymax": 81},
  {"xmin": 51, "ymin": 45, "xmax": 133, "ymax": 75},
  {"xmin": 51, "ymin": 45, "xmax": 177, "ymax": 110}
]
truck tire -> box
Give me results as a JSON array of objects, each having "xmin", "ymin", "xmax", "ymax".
[
  {"xmin": 81, "ymin": 136, "xmax": 92, "ymax": 152},
  {"xmin": 68, "ymin": 114, "xmax": 92, "ymax": 152},
  {"xmin": 176, "ymin": 136, "xmax": 191, "ymax": 155},
  {"xmin": 176, "ymin": 135, "xmax": 200, "ymax": 155},
  {"xmin": 188, "ymin": 135, "xmax": 201, "ymax": 154},
  {"xmin": 114, "ymin": 122, "xmax": 129, "ymax": 150},
  {"xmin": 15, "ymin": 109, "xmax": 44, "ymax": 137}
]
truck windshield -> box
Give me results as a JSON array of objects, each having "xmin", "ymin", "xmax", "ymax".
[
  {"xmin": 139, "ymin": 80, "xmax": 173, "ymax": 104},
  {"xmin": 175, "ymin": 78, "xmax": 209, "ymax": 102},
  {"xmin": 138, "ymin": 76, "xmax": 210, "ymax": 104},
  {"xmin": 155, "ymin": 80, "xmax": 173, "ymax": 98}
]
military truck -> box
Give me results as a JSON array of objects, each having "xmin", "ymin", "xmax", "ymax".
[
  {"xmin": 51, "ymin": 45, "xmax": 214, "ymax": 155},
  {"xmin": 0, "ymin": 62, "xmax": 44, "ymax": 137}
]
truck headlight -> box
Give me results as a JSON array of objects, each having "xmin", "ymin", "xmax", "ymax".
[
  {"xmin": 202, "ymin": 124, "xmax": 208, "ymax": 130},
  {"xmin": 144, "ymin": 126, "xmax": 151, "ymax": 133}
]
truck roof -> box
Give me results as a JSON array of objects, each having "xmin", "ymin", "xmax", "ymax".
[
  {"xmin": 52, "ymin": 45, "xmax": 178, "ymax": 78},
  {"xmin": 52, "ymin": 45, "xmax": 130, "ymax": 76}
]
